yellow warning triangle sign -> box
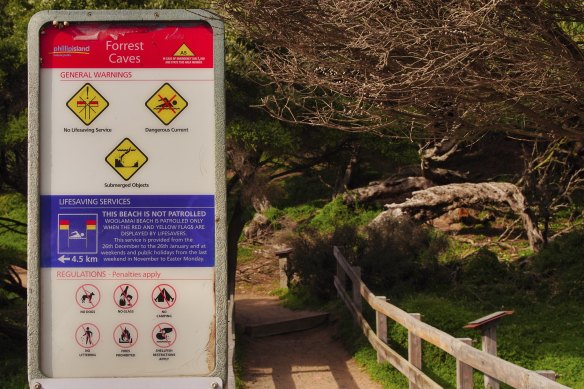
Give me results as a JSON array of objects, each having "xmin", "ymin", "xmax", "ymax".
[
  {"xmin": 173, "ymin": 43, "xmax": 195, "ymax": 57},
  {"xmin": 105, "ymin": 138, "xmax": 148, "ymax": 181}
]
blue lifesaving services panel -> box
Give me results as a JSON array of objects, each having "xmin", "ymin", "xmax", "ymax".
[{"xmin": 40, "ymin": 195, "xmax": 214, "ymax": 268}]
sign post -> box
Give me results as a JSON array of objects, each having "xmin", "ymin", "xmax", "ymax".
[{"xmin": 27, "ymin": 10, "xmax": 226, "ymax": 388}]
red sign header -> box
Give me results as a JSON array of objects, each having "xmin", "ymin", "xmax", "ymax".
[{"xmin": 40, "ymin": 23, "xmax": 213, "ymax": 68}]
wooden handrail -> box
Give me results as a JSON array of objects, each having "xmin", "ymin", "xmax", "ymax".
[{"xmin": 333, "ymin": 246, "xmax": 570, "ymax": 389}]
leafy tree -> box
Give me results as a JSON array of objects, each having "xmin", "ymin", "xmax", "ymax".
[{"xmin": 219, "ymin": 0, "xmax": 584, "ymax": 252}]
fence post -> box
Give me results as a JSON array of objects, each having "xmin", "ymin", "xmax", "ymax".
[
  {"xmin": 464, "ymin": 311, "xmax": 513, "ymax": 389},
  {"xmin": 482, "ymin": 325, "xmax": 499, "ymax": 389},
  {"xmin": 275, "ymin": 247, "xmax": 293, "ymax": 289},
  {"xmin": 456, "ymin": 338, "xmax": 474, "ymax": 389},
  {"xmin": 408, "ymin": 313, "xmax": 422, "ymax": 389},
  {"xmin": 336, "ymin": 257, "xmax": 346, "ymax": 298},
  {"xmin": 351, "ymin": 266, "xmax": 362, "ymax": 313},
  {"xmin": 376, "ymin": 296, "xmax": 388, "ymax": 363}
]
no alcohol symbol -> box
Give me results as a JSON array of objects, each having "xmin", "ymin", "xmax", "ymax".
[{"xmin": 114, "ymin": 284, "xmax": 138, "ymax": 308}]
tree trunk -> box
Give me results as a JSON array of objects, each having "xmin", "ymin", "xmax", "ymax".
[
  {"xmin": 372, "ymin": 182, "xmax": 544, "ymax": 251},
  {"xmin": 333, "ymin": 143, "xmax": 360, "ymax": 197},
  {"xmin": 419, "ymin": 138, "xmax": 468, "ymax": 184},
  {"xmin": 343, "ymin": 176, "xmax": 434, "ymax": 204}
]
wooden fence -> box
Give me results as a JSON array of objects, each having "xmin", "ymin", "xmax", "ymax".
[{"xmin": 333, "ymin": 246, "xmax": 570, "ymax": 389}]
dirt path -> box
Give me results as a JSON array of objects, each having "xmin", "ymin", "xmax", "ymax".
[{"xmin": 235, "ymin": 246, "xmax": 383, "ymax": 389}]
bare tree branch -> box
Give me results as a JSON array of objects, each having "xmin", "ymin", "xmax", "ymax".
[{"xmin": 219, "ymin": 0, "xmax": 584, "ymax": 140}]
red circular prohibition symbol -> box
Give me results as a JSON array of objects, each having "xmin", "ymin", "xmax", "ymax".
[
  {"xmin": 114, "ymin": 322, "xmax": 138, "ymax": 348},
  {"xmin": 151, "ymin": 284, "xmax": 177, "ymax": 309},
  {"xmin": 113, "ymin": 283, "xmax": 138, "ymax": 308},
  {"xmin": 152, "ymin": 322, "xmax": 176, "ymax": 348},
  {"xmin": 76, "ymin": 283, "xmax": 101, "ymax": 309},
  {"xmin": 75, "ymin": 323, "xmax": 100, "ymax": 348}
]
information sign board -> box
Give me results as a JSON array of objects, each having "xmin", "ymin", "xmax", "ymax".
[{"xmin": 27, "ymin": 10, "xmax": 226, "ymax": 388}]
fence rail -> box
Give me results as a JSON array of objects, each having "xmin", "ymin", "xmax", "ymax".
[{"xmin": 333, "ymin": 246, "xmax": 569, "ymax": 389}]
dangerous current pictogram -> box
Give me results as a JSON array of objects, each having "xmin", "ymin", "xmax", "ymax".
[
  {"xmin": 152, "ymin": 284, "xmax": 177, "ymax": 309},
  {"xmin": 105, "ymin": 138, "xmax": 148, "ymax": 181},
  {"xmin": 145, "ymin": 83, "xmax": 188, "ymax": 125},
  {"xmin": 76, "ymin": 323, "xmax": 100, "ymax": 348},
  {"xmin": 66, "ymin": 83, "xmax": 109, "ymax": 125}
]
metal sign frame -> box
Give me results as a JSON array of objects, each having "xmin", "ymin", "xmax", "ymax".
[{"xmin": 27, "ymin": 9, "xmax": 226, "ymax": 388}]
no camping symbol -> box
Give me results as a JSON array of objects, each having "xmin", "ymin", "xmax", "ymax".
[{"xmin": 152, "ymin": 284, "xmax": 176, "ymax": 309}]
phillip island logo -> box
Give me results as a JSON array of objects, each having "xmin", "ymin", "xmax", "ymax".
[{"xmin": 50, "ymin": 45, "xmax": 91, "ymax": 57}]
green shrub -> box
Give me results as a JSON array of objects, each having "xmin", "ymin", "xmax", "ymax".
[
  {"xmin": 531, "ymin": 230, "xmax": 584, "ymax": 300},
  {"xmin": 308, "ymin": 197, "xmax": 379, "ymax": 232},
  {"xmin": 357, "ymin": 220, "xmax": 449, "ymax": 297},
  {"xmin": 286, "ymin": 218, "xmax": 449, "ymax": 301},
  {"xmin": 286, "ymin": 225, "xmax": 360, "ymax": 300}
]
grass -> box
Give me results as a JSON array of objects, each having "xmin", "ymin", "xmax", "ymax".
[
  {"xmin": 0, "ymin": 192, "xmax": 27, "ymax": 388},
  {"xmin": 276, "ymin": 196, "xmax": 584, "ymax": 388},
  {"xmin": 0, "ymin": 289, "xmax": 27, "ymax": 389},
  {"xmin": 334, "ymin": 291, "xmax": 584, "ymax": 389},
  {"xmin": 237, "ymin": 243, "xmax": 260, "ymax": 265},
  {"xmin": 0, "ymin": 192, "xmax": 27, "ymax": 255}
]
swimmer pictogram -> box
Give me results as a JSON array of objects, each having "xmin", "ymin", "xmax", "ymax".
[{"xmin": 57, "ymin": 214, "xmax": 98, "ymax": 255}]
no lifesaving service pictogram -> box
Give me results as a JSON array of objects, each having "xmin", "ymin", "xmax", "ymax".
[
  {"xmin": 145, "ymin": 83, "xmax": 188, "ymax": 125},
  {"xmin": 105, "ymin": 138, "xmax": 148, "ymax": 181},
  {"xmin": 67, "ymin": 83, "xmax": 109, "ymax": 125}
]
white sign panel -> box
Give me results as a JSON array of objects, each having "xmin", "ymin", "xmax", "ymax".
[{"xmin": 30, "ymin": 15, "xmax": 224, "ymax": 384}]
